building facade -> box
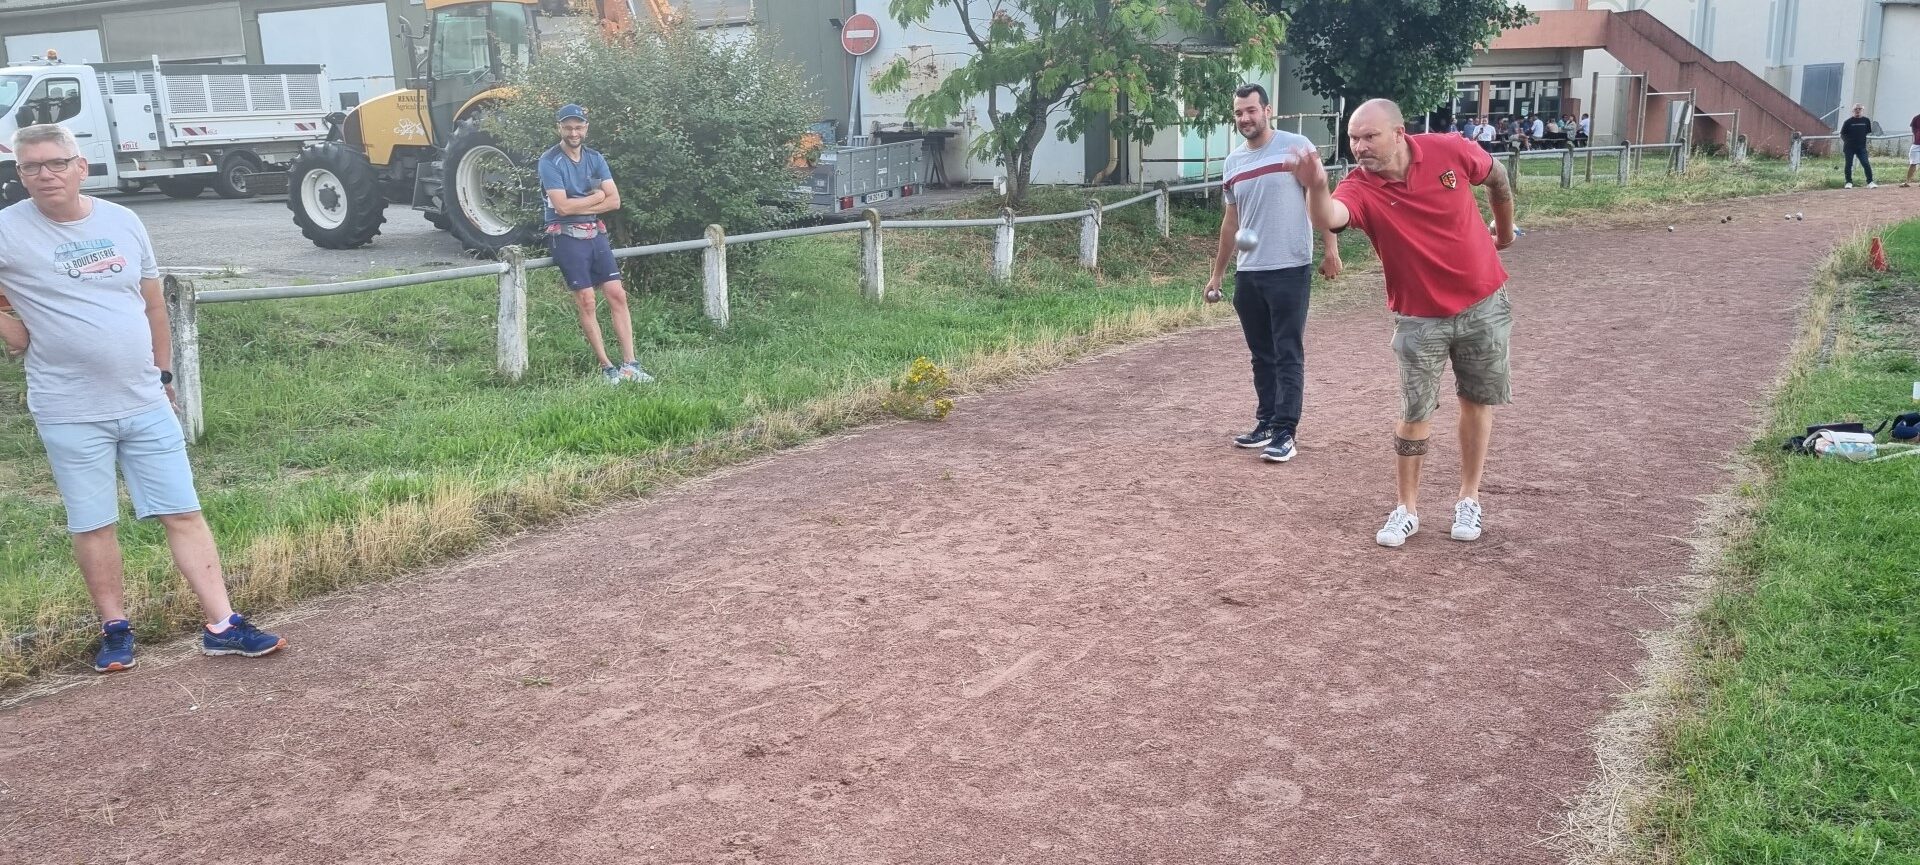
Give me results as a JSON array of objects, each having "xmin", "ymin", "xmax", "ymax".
[{"xmin": 1454, "ymin": 0, "xmax": 1920, "ymax": 152}]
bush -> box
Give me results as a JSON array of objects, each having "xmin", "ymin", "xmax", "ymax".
[{"xmin": 491, "ymin": 19, "xmax": 821, "ymax": 285}]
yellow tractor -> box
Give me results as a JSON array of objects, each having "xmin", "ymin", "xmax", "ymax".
[{"xmin": 286, "ymin": 0, "xmax": 672, "ymax": 255}]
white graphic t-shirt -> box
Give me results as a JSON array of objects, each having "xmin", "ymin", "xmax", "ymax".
[{"xmin": 0, "ymin": 197, "xmax": 166, "ymax": 423}]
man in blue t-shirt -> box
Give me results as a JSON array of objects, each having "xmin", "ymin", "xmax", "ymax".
[{"xmin": 538, "ymin": 103, "xmax": 651, "ymax": 383}]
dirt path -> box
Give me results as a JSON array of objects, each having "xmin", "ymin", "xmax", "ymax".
[{"xmin": 6, "ymin": 189, "xmax": 1920, "ymax": 865}]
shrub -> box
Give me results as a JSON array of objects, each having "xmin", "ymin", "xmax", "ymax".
[{"xmin": 491, "ymin": 18, "xmax": 822, "ymax": 286}]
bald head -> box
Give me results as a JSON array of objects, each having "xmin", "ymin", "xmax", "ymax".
[
  {"xmin": 1352, "ymin": 98, "xmax": 1405, "ymax": 129},
  {"xmin": 1347, "ymin": 98, "xmax": 1411, "ymax": 177}
]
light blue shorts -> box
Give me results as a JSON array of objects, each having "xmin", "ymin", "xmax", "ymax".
[{"xmin": 35, "ymin": 404, "xmax": 202, "ymax": 533}]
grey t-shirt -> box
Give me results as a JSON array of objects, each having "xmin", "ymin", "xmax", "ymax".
[
  {"xmin": 0, "ymin": 197, "xmax": 166, "ymax": 424},
  {"xmin": 1220, "ymin": 131, "xmax": 1316, "ymax": 271}
]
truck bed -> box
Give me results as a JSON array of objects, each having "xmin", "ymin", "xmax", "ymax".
[{"xmin": 94, "ymin": 60, "xmax": 329, "ymax": 149}]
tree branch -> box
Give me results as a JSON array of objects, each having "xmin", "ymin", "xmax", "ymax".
[{"xmin": 950, "ymin": 0, "xmax": 991, "ymax": 52}]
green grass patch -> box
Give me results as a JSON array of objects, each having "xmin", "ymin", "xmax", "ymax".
[
  {"xmin": 1650, "ymin": 219, "xmax": 1920, "ymax": 863},
  {"xmin": 1506, "ymin": 153, "xmax": 1832, "ymax": 223}
]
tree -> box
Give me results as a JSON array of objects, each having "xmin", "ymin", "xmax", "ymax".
[
  {"xmin": 1276, "ymin": 0, "xmax": 1533, "ymax": 150},
  {"xmin": 875, "ymin": 0, "xmax": 1287, "ymax": 204}
]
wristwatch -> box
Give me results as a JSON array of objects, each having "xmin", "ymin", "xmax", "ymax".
[{"xmin": 159, "ymin": 369, "xmax": 174, "ymax": 385}]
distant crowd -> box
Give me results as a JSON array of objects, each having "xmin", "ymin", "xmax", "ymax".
[{"xmin": 1449, "ymin": 113, "xmax": 1591, "ymax": 152}]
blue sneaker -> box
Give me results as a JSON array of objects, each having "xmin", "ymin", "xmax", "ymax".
[
  {"xmin": 94, "ymin": 619, "xmax": 136, "ymax": 673},
  {"xmin": 200, "ymin": 614, "xmax": 286, "ymax": 658},
  {"xmin": 1261, "ymin": 430, "xmax": 1297, "ymax": 463}
]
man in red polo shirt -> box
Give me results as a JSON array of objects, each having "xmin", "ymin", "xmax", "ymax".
[{"xmin": 1290, "ymin": 99, "xmax": 1517, "ymax": 548}]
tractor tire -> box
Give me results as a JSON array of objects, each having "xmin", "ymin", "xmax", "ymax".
[
  {"xmin": 425, "ymin": 210, "xmax": 450, "ymax": 230},
  {"xmin": 287, "ymin": 143, "xmax": 387, "ymax": 250},
  {"xmin": 158, "ymin": 178, "xmax": 206, "ymax": 199},
  {"xmin": 213, "ymin": 151, "xmax": 262, "ymax": 199},
  {"xmin": 443, "ymin": 119, "xmax": 538, "ymax": 257}
]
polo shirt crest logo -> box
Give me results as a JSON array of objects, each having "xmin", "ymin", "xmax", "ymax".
[{"xmin": 1438, "ymin": 169, "xmax": 1458, "ymax": 190}]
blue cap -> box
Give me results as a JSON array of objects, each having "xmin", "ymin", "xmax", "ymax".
[{"xmin": 556, "ymin": 103, "xmax": 588, "ymax": 123}]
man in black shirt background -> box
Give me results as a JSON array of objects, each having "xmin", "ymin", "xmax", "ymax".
[{"xmin": 1840, "ymin": 104, "xmax": 1877, "ymax": 189}]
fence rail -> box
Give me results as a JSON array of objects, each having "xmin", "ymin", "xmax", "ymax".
[{"xmin": 1788, "ymin": 132, "xmax": 1915, "ymax": 172}]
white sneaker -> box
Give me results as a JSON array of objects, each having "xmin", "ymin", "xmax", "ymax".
[
  {"xmin": 1868, "ymin": 182, "xmax": 1879, "ymax": 188},
  {"xmin": 1376, "ymin": 506, "xmax": 1419, "ymax": 548},
  {"xmin": 1451, "ymin": 498, "xmax": 1484, "ymax": 541},
  {"xmin": 1845, "ymin": 182, "xmax": 1855, "ymax": 189}
]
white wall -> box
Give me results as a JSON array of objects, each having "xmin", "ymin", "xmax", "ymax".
[
  {"xmin": 259, "ymin": 3, "xmax": 396, "ymax": 111},
  {"xmin": 3, "ymin": 29, "xmax": 104, "ymax": 65},
  {"xmin": 855, "ymin": 1, "xmax": 1085, "ymax": 184},
  {"xmin": 1876, "ymin": 6, "xmax": 1920, "ymax": 139}
]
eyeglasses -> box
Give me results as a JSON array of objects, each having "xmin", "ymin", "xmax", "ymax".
[{"xmin": 17, "ymin": 157, "xmax": 79, "ymax": 176}]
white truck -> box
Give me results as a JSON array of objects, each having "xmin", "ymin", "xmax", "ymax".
[{"xmin": 0, "ymin": 53, "xmax": 334, "ymax": 203}]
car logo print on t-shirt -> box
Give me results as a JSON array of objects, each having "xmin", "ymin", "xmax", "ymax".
[{"xmin": 54, "ymin": 238, "xmax": 129, "ymax": 280}]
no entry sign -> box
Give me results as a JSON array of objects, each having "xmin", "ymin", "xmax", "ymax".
[{"xmin": 841, "ymin": 12, "xmax": 880, "ymax": 56}]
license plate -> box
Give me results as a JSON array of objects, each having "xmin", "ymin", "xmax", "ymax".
[{"xmin": 862, "ymin": 190, "xmax": 891, "ymax": 204}]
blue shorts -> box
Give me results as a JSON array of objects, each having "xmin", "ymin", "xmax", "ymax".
[
  {"xmin": 36, "ymin": 404, "xmax": 202, "ymax": 533},
  {"xmin": 549, "ymin": 230, "xmax": 621, "ymax": 291}
]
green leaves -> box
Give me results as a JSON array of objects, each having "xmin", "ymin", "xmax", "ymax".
[
  {"xmin": 874, "ymin": 0, "xmax": 1287, "ymax": 201},
  {"xmin": 1276, "ymin": 0, "xmax": 1534, "ymax": 116}
]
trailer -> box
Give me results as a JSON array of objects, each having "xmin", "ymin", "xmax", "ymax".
[
  {"xmin": 0, "ymin": 53, "xmax": 333, "ymax": 203},
  {"xmin": 808, "ymin": 139, "xmax": 927, "ymax": 212}
]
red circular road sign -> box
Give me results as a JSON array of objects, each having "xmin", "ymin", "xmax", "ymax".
[{"xmin": 841, "ymin": 13, "xmax": 880, "ymax": 56}]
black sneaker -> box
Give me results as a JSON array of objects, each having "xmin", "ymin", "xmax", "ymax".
[
  {"xmin": 1233, "ymin": 423, "xmax": 1275, "ymax": 448},
  {"xmin": 1261, "ymin": 430, "xmax": 1297, "ymax": 463}
]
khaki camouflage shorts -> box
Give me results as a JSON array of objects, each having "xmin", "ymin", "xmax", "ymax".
[{"xmin": 1390, "ymin": 288, "xmax": 1513, "ymax": 423}]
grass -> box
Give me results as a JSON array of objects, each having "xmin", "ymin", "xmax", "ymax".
[
  {"xmin": 1504, "ymin": 152, "xmax": 1835, "ymax": 223},
  {"xmin": 0, "ymin": 154, "xmax": 1848, "ymax": 686},
  {"xmin": 1646, "ymin": 220, "xmax": 1920, "ymax": 863}
]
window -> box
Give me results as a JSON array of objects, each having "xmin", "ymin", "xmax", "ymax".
[
  {"xmin": 1453, "ymin": 83, "xmax": 1483, "ymax": 118},
  {"xmin": 1799, "ymin": 63, "xmax": 1843, "ymax": 128},
  {"xmin": 431, "ymin": 5, "xmax": 492, "ymax": 78},
  {"xmin": 0, "ymin": 75, "xmax": 30, "ymax": 114},
  {"xmin": 431, "ymin": 2, "xmax": 533, "ymax": 80},
  {"xmin": 17, "ymin": 76, "xmax": 81, "ymax": 125}
]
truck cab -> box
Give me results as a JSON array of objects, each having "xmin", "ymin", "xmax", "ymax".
[
  {"xmin": 0, "ymin": 53, "xmax": 331, "ymax": 204},
  {"xmin": 0, "ymin": 60, "xmax": 121, "ymax": 197}
]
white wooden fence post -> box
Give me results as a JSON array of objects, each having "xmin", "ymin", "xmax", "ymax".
[
  {"xmin": 1079, "ymin": 199, "xmax": 1102, "ymax": 271},
  {"xmin": 1560, "ymin": 148, "xmax": 1574, "ymax": 188},
  {"xmin": 1154, "ymin": 181, "xmax": 1171, "ymax": 239},
  {"xmin": 992, "ymin": 206, "xmax": 1015, "ymax": 282},
  {"xmin": 163, "ymin": 275, "xmax": 203, "ymax": 443},
  {"xmin": 1788, "ymin": 133, "xmax": 1802, "ymax": 172},
  {"xmin": 1617, "ymin": 142, "xmax": 1631, "ymax": 184},
  {"xmin": 702, "ymin": 224, "xmax": 730, "ymax": 328},
  {"xmin": 860, "ymin": 208, "xmax": 884, "ymax": 302},
  {"xmin": 494, "ymin": 245, "xmax": 528, "ymax": 381}
]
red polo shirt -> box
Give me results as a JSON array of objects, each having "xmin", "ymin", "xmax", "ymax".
[{"xmin": 1333, "ymin": 133, "xmax": 1509, "ymax": 318}]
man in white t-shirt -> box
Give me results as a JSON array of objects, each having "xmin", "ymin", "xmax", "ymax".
[
  {"xmin": 1203, "ymin": 84, "xmax": 1343, "ymax": 464},
  {"xmin": 0, "ymin": 123, "xmax": 286, "ymax": 674},
  {"xmin": 1474, "ymin": 116, "xmax": 1496, "ymax": 151}
]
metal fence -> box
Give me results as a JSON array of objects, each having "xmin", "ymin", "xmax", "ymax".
[
  {"xmin": 162, "ymin": 180, "xmax": 1223, "ymax": 443},
  {"xmin": 1494, "ymin": 142, "xmax": 1688, "ymax": 189},
  {"xmin": 1788, "ymin": 132, "xmax": 1916, "ymax": 172}
]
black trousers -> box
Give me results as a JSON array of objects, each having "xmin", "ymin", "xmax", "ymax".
[
  {"xmin": 1844, "ymin": 145, "xmax": 1874, "ymax": 184},
  {"xmin": 1232, "ymin": 264, "xmax": 1311, "ymax": 432}
]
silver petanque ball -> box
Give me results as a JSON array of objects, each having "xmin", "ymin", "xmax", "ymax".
[{"xmin": 1235, "ymin": 228, "xmax": 1259, "ymax": 252}]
